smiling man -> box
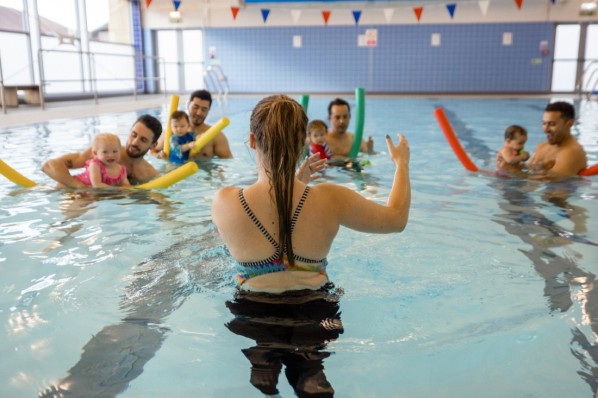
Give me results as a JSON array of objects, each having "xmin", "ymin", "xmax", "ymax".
[
  {"xmin": 525, "ymin": 101, "xmax": 587, "ymax": 179},
  {"xmin": 42, "ymin": 114, "xmax": 163, "ymax": 187}
]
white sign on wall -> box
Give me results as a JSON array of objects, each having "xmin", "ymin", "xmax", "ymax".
[{"xmin": 365, "ymin": 29, "xmax": 378, "ymax": 47}]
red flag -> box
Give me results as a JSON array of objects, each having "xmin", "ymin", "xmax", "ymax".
[
  {"xmin": 322, "ymin": 10, "xmax": 331, "ymax": 25},
  {"xmin": 231, "ymin": 6, "xmax": 240, "ymax": 20},
  {"xmin": 413, "ymin": 7, "xmax": 423, "ymax": 22},
  {"xmin": 514, "ymin": 0, "xmax": 523, "ymax": 9},
  {"xmin": 145, "ymin": 0, "xmax": 152, "ymax": 7}
]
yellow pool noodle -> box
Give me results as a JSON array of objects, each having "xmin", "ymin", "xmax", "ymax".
[
  {"xmin": 0, "ymin": 159, "xmax": 38, "ymax": 188},
  {"xmin": 162, "ymin": 94, "xmax": 180, "ymax": 158},
  {"xmin": 189, "ymin": 117, "xmax": 230, "ymax": 156},
  {"xmin": 135, "ymin": 161, "xmax": 199, "ymax": 190}
]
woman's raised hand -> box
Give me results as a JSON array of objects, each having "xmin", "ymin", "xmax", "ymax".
[{"xmin": 385, "ymin": 134, "xmax": 410, "ymax": 167}]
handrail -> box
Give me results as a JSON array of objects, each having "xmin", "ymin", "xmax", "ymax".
[
  {"xmin": 576, "ymin": 59, "xmax": 598, "ymax": 100},
  {"xmin": 0, "ymin": 53, "xmax": 5, "ymax": 114},
  {"xmin": 203, "ymin": 60, "xmax": 229, "ymax": 101},
  {"xmin": 36, "ymin": 48, "xmax": 167, "ymax": 109}
]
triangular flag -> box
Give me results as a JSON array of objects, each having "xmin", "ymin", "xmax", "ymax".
[
  {"xmin": 514, "ymin": 0, "xmax": 523, "ymax": 9},
  {"xmin": 479, "ymin": 0, "xmax": 490, "ymax": 16},
  {"xmin": 261, "ymin": 9, "xmax": 270, "ymax": 23},
  {"xmin": 383, "ymin": 8, "xmax": 394, "ymax": 24},
  {"xmin": 145, "ymin": 0, "xmax": 152, "ymax": 7},
  {"xmin": 173, "ymin": 0, "xmax": 181, "ymax": 11},
  {"xmin": 231, "ymin": 6, "xmax": 239, "ymax": 20},
  {"xmin": 446, "ymin": 4, "xmax": 456, "ymax": 18},
  {"xmin": 550, "ymin": 0, "xmax": 556, "ymax": 3},
  {"xmin": 413, "ymin": 7, "xmax": 423, "ymax": 22},
  {"xmin": 291, "ymin": 9, "xmax": 301, "ymax": 24},
  {"xmin": 352, "ymin": 10, "xmax": 362, "ymax": 25},
  {"xmin": 322, "ymin": 11, "xmax": 331, "ymax": 25}
]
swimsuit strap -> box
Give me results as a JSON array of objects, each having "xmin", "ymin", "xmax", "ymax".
[
  {"xmin": 238, "ymin": 186, "xmax": 311, "ymax": 251},
  {"xmin": 239, "ymin": 189, "xmax": 280, "ymax": 251},
  {"xmin": 290, "ymin": 186, "xmax": 310, "ymax": 233}
]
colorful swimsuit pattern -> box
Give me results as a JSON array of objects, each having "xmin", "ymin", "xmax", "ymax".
[
  {"xmin": 310, "ymin": 143, "xmax": 332, "ymax": 160},
  {"xmin": 235, "ymin": 186, "xmax": 328, "ymax": 285},
  {"xmin": 74, "ymin": 158, "xmax": 127, "ymax": 186}
]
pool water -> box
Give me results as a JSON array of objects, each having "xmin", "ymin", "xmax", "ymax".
[{"xmin": 1, "ymin": 96, "xmax": 598, "ymax": 397}]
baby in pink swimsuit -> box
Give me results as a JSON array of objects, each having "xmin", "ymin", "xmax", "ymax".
[{"xmin": 75, "ymin": 133, "xmax": 130, "ymax": 187}]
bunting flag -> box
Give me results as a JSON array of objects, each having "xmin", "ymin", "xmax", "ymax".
[
  {"xmin": 231, "ymin": 6, "xmax": 239, "ymax": 20},
  {"xmin": 261, "ymin": 9, "xmax": 270, "ymax": 23},
  {"xmin": 322, "ymin": 10, "xmax": 331, "ymax": 25},
  {"xmin": 550, "ymin": 0, "xmax": 556, "ymax": 3},
  {"xmin": 352, "ymin": 10, "xmax": 362, "ymax": 25},
  {"xmin": 173, "ymin": 0, "xmax": 181, "ymax": 11},
  {"xmin": 291, "ymin": 9, "xmax": 301, "ymax": 24},
  {"xmin": 514, "ymin": 0, "xmax": 523, "ymax": 9},
  {"xmin": 413, "ymin": 7, "xmax": 423, "ymax": 22},
  {"xmin": 479, "ymin": 0, "xmax": 490, "ymax": 16},
  {"xmin": 383, "ymin": 8, "xmax": 394, "ymax": 24},
  {"xmin": 446, "ymin": 3, "xmax": 456, "ymax": 18},
  {"xmin": 145, "ymin": 0, "xmax": 152, "ymax": 7}
]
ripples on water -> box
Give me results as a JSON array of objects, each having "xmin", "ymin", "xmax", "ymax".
[{"xmin": 0, "ymin": 97, "xmax": 597, "ymax": 397}]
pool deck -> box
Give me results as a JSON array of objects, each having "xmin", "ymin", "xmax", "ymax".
[{"xmin": 0, "ymin": 94, "xmax": 170, "ymax": 128}]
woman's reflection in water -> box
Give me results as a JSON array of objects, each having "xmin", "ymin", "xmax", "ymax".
[{"xmin": 226, "ymin": 284, "xmax": 344, "ymax": 398}]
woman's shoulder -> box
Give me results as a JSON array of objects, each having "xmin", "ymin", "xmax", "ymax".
[{"xmin": 213, "ymin": 186, "xmax": 241, "ymax": 203}]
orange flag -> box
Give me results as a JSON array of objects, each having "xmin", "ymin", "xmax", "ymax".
[
  {"xmin": 145, "ymin": 0, "xmax": 152, "ymax": 7},
  {"xmin": 514, "ymin": 0, "xmax": 523, "ymax": 9},
  {"xmin": 322, "ymin": 10, "xmax": 331, "ymax": 25},
  {"xmin": 231, "ymin": 6, "xmax": 240, "ymax": 20},
  {"xmin": 413, "ymin": 7, "xmax": 423, "ymax": 22}
]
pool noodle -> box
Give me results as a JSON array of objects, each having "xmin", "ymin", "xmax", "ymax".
[
  {"xmin": 435, "ymin": 107, "xmax": 597, "ymax": 177},
  {"xmin": 162, "ymin": 95, "xmax": 180, "ymax": 158},
  {"xmin": 0, "ymin": 159, "xmax": 38, "ymax": 188},
  {"xmin": 579, "ymin": 163, "xmax": 598, "ymax": 177},
  {"xmin": 433, "ymin": 107, "xmax": 480, "ymax": 172},
  {"xmin": 300, "ymin": 94, "xmax": 309, "ymax": 112},
  {"xmin": 189, "ymin": 117, "xmax": 230, "ymax": 156},
  {"xmin": 135, "ymin": 161, "xmax": 199, "ymax": 189},
  {"xmin": 349, "ymin": 87, "xmax": 365, "ymax": 159},
  {"xmin": 0, "ymin": 158, "xmax": 197, "ymax": 190}
]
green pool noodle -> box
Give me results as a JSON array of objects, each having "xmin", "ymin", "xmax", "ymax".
[
  {"xmin": 300, "ymin": 94, "xmax": 309, "ymax": 112},
  {"xmin": 349, "ymin": 88, "xmax": 365, "ymax": 159}
]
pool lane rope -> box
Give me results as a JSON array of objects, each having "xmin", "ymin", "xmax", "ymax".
[
  {"xmin": 433, "ymin": 107, "xmax": 598, "ymax": 177},
  {"xmin": 349, "ymin": 87, "xmax": 365, "ymax": 159},
  {"xmin": 0, "ymin": 159, "xmax": 199, "ymax": 190},
  {"xmin": 162, "ymin": 94, "xmax": 180, "ymax": 159}
]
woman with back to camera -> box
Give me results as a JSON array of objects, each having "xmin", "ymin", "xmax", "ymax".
[{"xmin": 211, "ymin": 94, "xmax": 410, "ymax": 397}]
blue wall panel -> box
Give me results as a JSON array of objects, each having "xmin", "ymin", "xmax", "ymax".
[{"xmin": 204, "ymin": 22, "xmax": 553, "ymax": 94}]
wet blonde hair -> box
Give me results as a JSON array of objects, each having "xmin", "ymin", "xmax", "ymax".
[
  {"xmin": 92, "ymin": 133, "xmax": 122, "ymax": 152},
  {"xmin": 250, "ymin": 95, "xmax": 307, "ymax": 265}
]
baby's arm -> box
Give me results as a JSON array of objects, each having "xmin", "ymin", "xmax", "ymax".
[
  {"xmin": 500, "ymin": 147, "xmax": 529, "ymax": 165},
  {"xmin": 88, "ymin": 162, "xmax": 110, "ymax": 188},
  {"xmin": 120, "ymin": 169, "xmax": 130, "ymax": 187}
]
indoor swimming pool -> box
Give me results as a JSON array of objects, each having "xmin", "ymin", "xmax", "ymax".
[{"xmin": 1, "ymin": 95, "xmax": 597, "ymax": 397}]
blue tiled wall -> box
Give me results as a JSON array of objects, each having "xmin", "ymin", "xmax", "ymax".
[{"xmin": 203, "ymin": 22, "xmax": 553, "ymax": 93}]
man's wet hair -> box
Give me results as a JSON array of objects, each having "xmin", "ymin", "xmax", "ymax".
[
  {"xmin": 189, "ymin": 90, "xmax": 213, "ymax": 108},
  {"xmin": 134, "ymin": 114, "xmax": 163, "ymax": 143},
  {"xmin": 545, "ymin": 101, "xmax": 575, "ymax": 121}
]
